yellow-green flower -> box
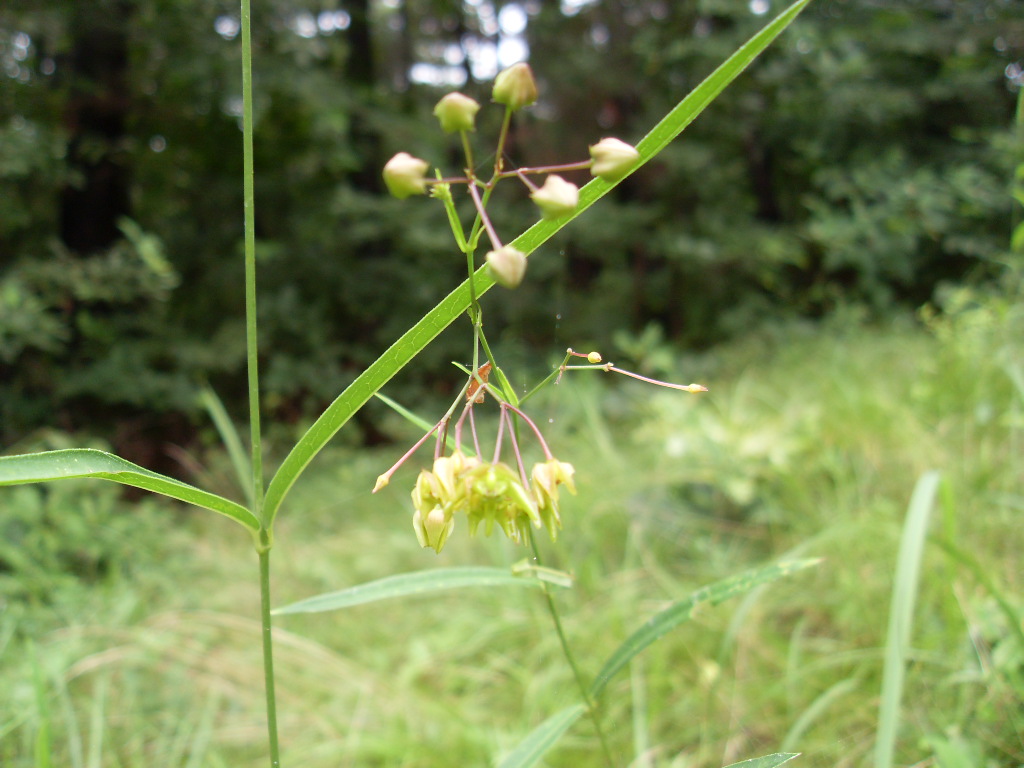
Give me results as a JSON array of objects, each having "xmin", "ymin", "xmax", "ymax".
[{"xmin": 531, "ymin": 459, "xmax": 576, "ymax": 539}]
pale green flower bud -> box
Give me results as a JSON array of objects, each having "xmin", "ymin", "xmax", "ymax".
[
  {"xmin": 530, "ymin": 175, "xmax": 580, "ymax": 220},
  {"xmin": 588, "ymin": 138, "xmax": 640, "ymax": 183},
  {"xmin": 492, "ymin": 63, "xmax": 538, "ymax": 111},
  {"xmin": 382, "ymin": 152, "xmax": 430, "ymax": 199},
  {"xmin": 413, "ymin": 505, "xmax": 454, "ymax": 553},
  {"xmin": 486, "ymin": 246, "xmax": 527, "ymax": 289},
  {"xmin": 587, "ymin": 351, "xmax": 602, "ymax": 364},
  {"xmin": 433, "ymin": 92, "xmax": 481, "ymax": 133}
]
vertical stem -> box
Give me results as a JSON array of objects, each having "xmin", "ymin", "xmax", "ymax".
[
  {"xmin": 259, "ymin": 544, "xmax": 282, "ymax": 767},
  {"xmin": 528, "ymin": 533, "xmax": 615, "ymax": 768},
  {"xmin": 240, "ymin": 0, "xmax": 264, "ymax": 514},
  {"xmin": 240, "ymin": 2, "xmax": 278, "ymax": 765}
]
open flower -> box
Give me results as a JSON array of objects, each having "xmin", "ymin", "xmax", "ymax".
[
  {"xmin": 531, "ymin": 459, "xmax": 576, "ymax": 539},
  {"xmin": 383, "ymin": 152, "xmax": 430, "ymax": 199},
  {"xmin": 465, "ymin": 462, "xmax": 539, "ymax": 544}
]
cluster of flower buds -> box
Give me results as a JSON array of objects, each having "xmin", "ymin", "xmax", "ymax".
[
  {"xmin": 380, "ymin": 62, "xmax": 641, "ymax": 291},
  {"xmin": 410, "ymin": 450, "xmax": 576, "ymax": 554}
]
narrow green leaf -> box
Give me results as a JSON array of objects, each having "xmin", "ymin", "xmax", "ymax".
[
  {"xmin": 273, "ymin": 566, "xmax": 553, "ymax": 616},
  {"xmin": 374, "ymin": 392, "xmax": 465, "ymax": 455},
  {"xmin": 198, "ymin": 383, "xmax": 254, "ymax": 508},
  {"xmin": 511, "ymin": 559, "xmax": 574, "ymax": 589},
  {"xmin": 0, "ymin": 449, "xmax": 258, "ymax": 531},
  {"xmin": 262, "ymin": 0, "xmax": 814, "ymax": 525},
  {"xmin": 496, "ymin": 704, "xmax": 587, "ymax": 768},
  {"xmin": 875, "ymin": 471, "xmax": 940, "ymax": 768},
  {"xmin": 722, "ymin": 753, "xmax": 801, "ymax": 768},
  {"xmin": 590, "ymin": 559, "xmax": 820, "ymax": 698}
]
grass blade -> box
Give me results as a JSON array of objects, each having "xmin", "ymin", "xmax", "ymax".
[
  {"xmin": 273, "ymin": 566, "xmax": 555, "ymax": 615},
  {"xmin": 496, "ymin": 703, "xmax": 587, "ymax": 768},
  {"xmin": 374, "ymin": 392, "xmax": 462, "ymax": 454},
  {"xmin": 780, "ymin": 676, "xmax": 859, "ymax": 752},
  {"xmin": 723, "ymin": 754, "xmax": 801, "ymax": 768},
  {"xmin": 0, "ymin": 449, "xmax": 258, "ymax": 531},
  {"xmin": 932, "ymin": 536, "xmax": 1024, "ymax": 653},
  {"xmin": 198, "ymin": 383, "xmax": 254, "ymax": 507},
  {"xmin": 261, "ymin": 0, "xmax": 815, "ymax": 526},
  {"xmin": 590, "ymin": 559, "xmax": 820, "ymax": 699},
  {"xmin": 874, "ymin": 470, "xmax": 940, "ymax": 768}
]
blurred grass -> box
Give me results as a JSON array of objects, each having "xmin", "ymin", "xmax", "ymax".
[{"xmin": 1, "ymin": 308, "xmax": 1021, "ymax": 767}]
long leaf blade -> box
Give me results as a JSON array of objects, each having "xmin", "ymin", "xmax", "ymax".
[
  {"xmin": 272, "ymin": 566, "xmax": 554, "ymax": 615},
  {"xmin": 874, "ymin": 471, "xmax": 940, "ymax": 768},
  {"xmin": 590, "ymin": 559, "xmax": 820, "ymax": 698},
  {"xmin": 496, "ymin": 704, "xmax": 587, "ymax": 768},
  {"xmin": 0, "ymin": 449, "xmax": 258, "ymax": 531},
  {"xmin": 261, "ymin": 0, "xmax": 814, "ymax": 525},
  {"xmin": 723, "ymin": 753, "xmax": 801, "ymax": 768}
]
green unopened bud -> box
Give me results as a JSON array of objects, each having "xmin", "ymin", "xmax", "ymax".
[
  {"xmin": 433, "ymin": 92, "xmax": 481, "ymax": 133},
  {"xmin": 492, "ymin": 63, "xmax": 538, "ymax": 111},
  {"xmin": 530, "ymin": 175, "xmax": 579, "ymax": 220},
  {"xmin": 383, "ymin": 152, "xmax": 430, "ymax": 199},
  {"xmin": 486, "ymin": 246, "xmax": 527, "ymax": 289},
  {"xmin": 589, "ymin": 138, "xmax": 640, "ymax": 183},
  {"xmin": 587, "ymin": 351, "xmax": 602, "ymax": 364}
]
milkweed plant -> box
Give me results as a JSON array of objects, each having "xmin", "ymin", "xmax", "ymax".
[{"xmin": 0, "ymin": 1, "xmax": 819, "ymax": 766}]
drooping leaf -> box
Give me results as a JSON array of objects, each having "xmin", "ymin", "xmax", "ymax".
[
  {"xmin": 0, "ymin": 449, "xmax": 258, "ymax": 531},
  {"xmin": 590, "ymin": 559, "xmax": 820, "ymax": 698},
  {"xmin": 495, "ymin": 704, "xmax": 587, "ymax": 768},
  {"xmin": 722, "ymin": 753, "xmax": 801, "ymax": 768},
  {"xmin": 272, "ymin": 566, "xmax": 558, "ymax": 616}
]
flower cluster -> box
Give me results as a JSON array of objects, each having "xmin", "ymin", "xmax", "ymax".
[
  {"xmin": 411, "ymin": 450, "xmax": 575, "ymax": 554},
  {"xmin": 380, "ymin": 62, "xmax": 641, "ymax": 291}
]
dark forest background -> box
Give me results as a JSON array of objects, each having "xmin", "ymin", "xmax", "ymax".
[{"xmin": 2, "ymin": 0, "xmax": 1021, "ymax": 462}]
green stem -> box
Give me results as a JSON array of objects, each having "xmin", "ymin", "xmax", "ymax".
[
  {"xmin": 239, "ymin": 0, "xmax": 264, "ymax": 516},
  {"xmin": 240, "ymin": 2, "xmax": 277, "ymax": 765},
  {"xmin": 520, "ymin": 350, "xmax": 575, "ymax": 405},
  {"xmin": 258, "ymin": 543, "xmax": 282, "ymax": 767},
  {"xmin": 528, "ymin": 533, "xmax": 615, "ymax": 768}
]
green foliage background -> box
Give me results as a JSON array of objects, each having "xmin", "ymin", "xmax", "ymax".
[{"xmin": 1, "ymin": 0, "xmax": 1021, "ymax": 447}]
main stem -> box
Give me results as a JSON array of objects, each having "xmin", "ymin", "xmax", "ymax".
[
  {"xmin": 240, "ymin": 0, "xmax": 264, "ymax": 511},
  {"xmin": 259, "ymin": 545, "xmax": 282, "ymax": 766},
  {"xmin": 528, "ymin": 534, "xmax": 615, "ymax": 768},
  {"xmin": 240, "ymin": 0, "xmax": 279, "ymax": 765}
]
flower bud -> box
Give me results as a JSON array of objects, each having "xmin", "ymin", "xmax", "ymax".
[
  {"xmin": 587, "ymin": 351, "xmax": 602, "ymax": 364},
  {"xmin": 589, "ymin": 138, "xmax": 640, "ymax": 183},
  {"xmin": 530, "ymin": 175, "xmax": 579, "ymax": 220},
  {"xmin": 433, "ymin": 92, "xmax": 481, "ymax": 133},
  {"xmin": 382, "ymin": 152, "xmax": 430, "ymax": 199},
  {"xmin": 486, "ymin": 246, "xmax": 527, "ymax": 289},
  {"xmin": 492, "ymin": 63, "xmax": 538, "ymax": 111}
]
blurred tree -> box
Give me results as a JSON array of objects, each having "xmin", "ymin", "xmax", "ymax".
[{"xmin": 0, "ymin": 0, "xmax": 1020, "ymax": 450}]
